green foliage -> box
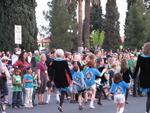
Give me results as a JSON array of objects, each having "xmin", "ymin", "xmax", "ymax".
[
  {"xmin": 103, "ymin": 0, "xmax": 120, "ymax": 50},
  {"xmin": 0, "ymin": 0, "xmax": 38, "ymax": 51},
  {"xmin": 125, "ymin": 0, "xmax": 150, "ymax": 49},
  {"xmin": 91, "ymin": 30, "xmax": 105, "ymax": 48},
  {"xmin": 90, "ymin": 1, "xmax": 103, "ymax": 32},
  {"xmin": 43, "ymin": 0, "xmax": 78, "ymax": 51}
]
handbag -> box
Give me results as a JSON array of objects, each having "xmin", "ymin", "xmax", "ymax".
[{"xmin": 65, "ymin": 71, "xmax": 72, "ymax": 85}]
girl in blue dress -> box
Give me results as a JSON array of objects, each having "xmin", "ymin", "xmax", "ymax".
[
  {"xmin": 72, "ymin": 63, "xmax": 86, "ymax": 110},
  {"xmin": 109, "ymin": 73, "xmax": 129, "ymax": 113}
]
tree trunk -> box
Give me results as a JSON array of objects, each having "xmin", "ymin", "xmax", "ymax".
[
  {"xmin": 77, "ymin": 0, "xmax": 84, "ymax": 52},
  {"xmin": 84, "ymin": 0, "xmax": 90, "ymax": 48}
]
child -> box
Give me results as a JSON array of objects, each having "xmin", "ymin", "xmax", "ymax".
[
  {"xmin": 23, "ymin": 67, "xmax": 33, "ymax": 108},
  {"xmin": 109, "ymin": 73, "xmax": 129, "ymax": 113},
  {"xmin": 72, "ymin": 64, "xmax": 86, "ymax": 110},
  {"xmin": 12, "ymin": 68, "xmax": 22, "ymax": 108},
  {"xmin": 84, "ymin": 54, "xmax": 102, "ymax": 109}
]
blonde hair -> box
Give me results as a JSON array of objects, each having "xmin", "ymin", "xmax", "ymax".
[{"xmin": 142, "ymin": 42, "xmax": 150, "ymax": 56}]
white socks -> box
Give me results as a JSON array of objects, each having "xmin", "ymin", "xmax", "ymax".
[
  {"xmin": 120, "ymin": 107, "xmax": 124, "ymax": 113},
  {"xmin": 56, "ymin": 93, "xmax": 60, "ymax": 103},
  {"xmin": 89, "ymin": 101, "xmax": 95, "ymax": 109},
  {"xmin": 117, "ymin": 107, "xmax": 124, "ymax": 113},
  {"xmin": 46, "ymin": 94, "xmax": 51, "ymax": 104}
]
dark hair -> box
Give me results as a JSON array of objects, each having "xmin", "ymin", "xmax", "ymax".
[
  {"xmin": 113, "ymin": 73, "xmax": 122, "ymax": 83},
  {"xmin": 14, "ymin": 67, "xmax": 21, "ymax": 74},
  {"xmin": 26, "ymin": 66, "xmax": 32, "ymax": 71},
  {"xmin": 18, "ymin": 51, "xmax": 28, "ymax": 63}
]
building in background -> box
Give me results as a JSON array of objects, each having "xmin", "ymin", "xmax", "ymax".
[{"xmin": 37, "ymin": 37, "xmax": 51, "ymax": 50}]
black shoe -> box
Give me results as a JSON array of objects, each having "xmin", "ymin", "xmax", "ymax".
[
  {"xmin": 17, "ymin": 105, "xmax": 21, "ymax": 108},
  {"xmin": 97, "ymin": 102, "xmax": 102, "ymax": 105},
  {"xmin": 133, "ymin": 94, "xmax": 137, "ymax": 97},
  {"xmin": 79, "ymin": 105, "xmax": 83, "ymax": 110},
  {"xmin": 33, "ymin": 103, "xmax": 37, "ymax": 106},
  {"xmin": 58, "ymin": 106, "xmax": 63, "ymax": 112},
  {"xmin": 125, "ymin": 101, "xmax": 129, "ymax": 104}
]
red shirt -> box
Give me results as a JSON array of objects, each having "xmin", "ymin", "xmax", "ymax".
[{"xmin": 13, "ymin": 60, "xmax": 30, "ymax": 75}]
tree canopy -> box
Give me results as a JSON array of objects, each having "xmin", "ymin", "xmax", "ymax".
[
  {"xmin": 43, "ymin": 0, "xmax": 78, "ymax": 51},
  {"xmin": 102, "ymin": 0, "xmax": 120, "ymax": 50},
  {"xmin": 125, "ymin": 0, "xmax": 150, "ymax": 49},
  {"xmin": 0, "ymin": 0, "xmax": 38, "ymax": 51}
]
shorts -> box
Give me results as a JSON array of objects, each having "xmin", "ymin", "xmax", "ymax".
[
  {"xmin": 87, "ymin": 84, "xmax": 96, "ymax": 90},
  {"xmin": 114, "ymin": 94, "xmax": 125, "ymax": 103},
  {"xmin": 37, "ymin": 76, "xmax": 47, "ymax": 94}
]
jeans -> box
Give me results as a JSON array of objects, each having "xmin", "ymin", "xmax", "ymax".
[{"xmin": 12, "ymin": 91, "xmax": 22, "ymax": 107}]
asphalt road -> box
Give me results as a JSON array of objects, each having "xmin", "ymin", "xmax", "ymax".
[{"xmin": 6, "ymin": 94, "xmax": 146, "ymax": 113}]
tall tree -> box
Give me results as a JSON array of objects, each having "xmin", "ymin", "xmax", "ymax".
[
  {"xmin": 127, "ymin": 0, "xmax": 137, "ymax": 9},
  {"xmin": 44, "ymin": 0, "xmax": 78, "ymax": 51},
  {"xmin": 90, "ymin": 0, "xmax": 103, "ymax": 32},
  {"xmin": 125, "ymin": 0, "xmax": 150, "ymax": 49},
  {"xmin": 0, "ymin": 0, "xmax": 38, "ymax": 51},
  {"xmin": 66, "ymin": 0, "xmax": 79, "ymax": 51},
  {"xmin": 103, "ymin": 0, "xmax": 120, "ymax": 50},
  {"xmin": 61, "ymin": 0, "xmax": 83, "ymax": 51}
]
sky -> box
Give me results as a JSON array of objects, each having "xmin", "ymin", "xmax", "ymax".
[{"xmin": 36, "ymin": 0, "xmax": 127, "ymax": 37}]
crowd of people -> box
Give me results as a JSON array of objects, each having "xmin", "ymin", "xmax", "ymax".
[{"xmin": 0, "ymin": 42, "xmax": 150, "ymax": 113}]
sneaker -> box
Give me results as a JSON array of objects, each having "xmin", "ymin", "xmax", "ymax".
[
  {"xmin": 89, "ymin": 104, "xmax": 95, "ymax": 109},
  {"xmin": 79, "ymin": 105, "xmax": 83, "ymax": 110},
  {"xmin": 4, "ymin": 101, "xmax": 8, "ymax": 104},
  {"xmin": 46, "ymin": 101, "xmax": 50, "ymax": 104},
  {"xmin": 58, "ymin": 106, "xmax": 63, "ymax": 112}
]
